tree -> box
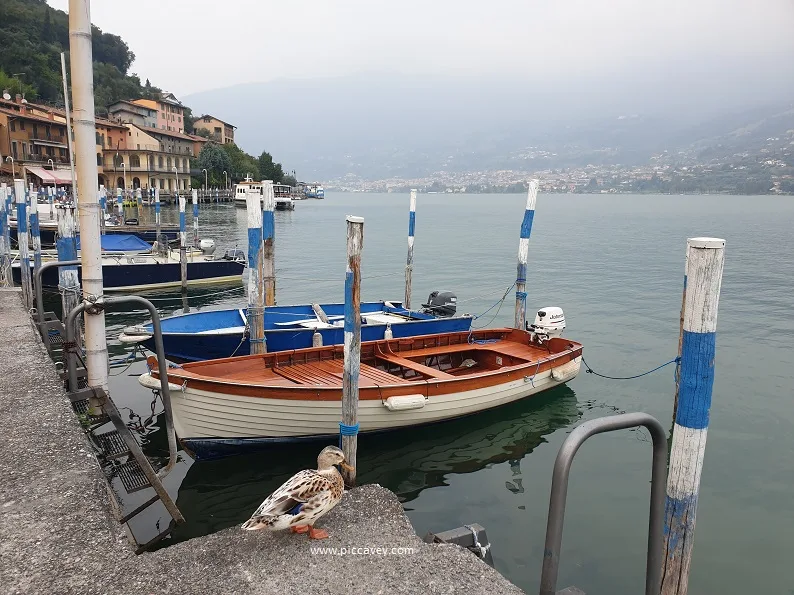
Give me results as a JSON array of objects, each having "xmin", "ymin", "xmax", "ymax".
[
  {"xmin": 283, "ymin": 174, "xmax": 297, "ymax": 187},
  {"xmin": 258, "ymin": 151, "xmax": 275, "ymax": 179},
  {"xmin": 221, "ymin": 143, "xmax": 260, "ymax": 182},
  {"xmin": 197, "ymin": 143, "xmax": 232, "ymax": 186}
]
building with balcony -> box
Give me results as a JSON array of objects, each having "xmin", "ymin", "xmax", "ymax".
[
  {"xmin": 107, "ymin": 100, "xmax": 158, "ymax": 129},
  {"xmin": 99, "ymin": 124, "xmax": 207, "ymax": 192},
  {"xmin": 131, "ymin": 92, "xmax": 185, "ymax": 133},
  {"xmin": 193, "ymin": 114, "xmax": 236, "ymax": 145}
]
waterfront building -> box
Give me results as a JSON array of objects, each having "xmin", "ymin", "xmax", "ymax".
[{"xmin": 192, "ymin": 114, "xmax": 236, "ymax": 145}]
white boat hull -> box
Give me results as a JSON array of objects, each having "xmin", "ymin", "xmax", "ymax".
[{"xmin": 140, "ymin": 356, "xmax": 581, "ymax": 442}]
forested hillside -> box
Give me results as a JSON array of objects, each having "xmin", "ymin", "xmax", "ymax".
[{"xmin": 0, "ymin": 0, "xmax": 161, "ymax": 113}]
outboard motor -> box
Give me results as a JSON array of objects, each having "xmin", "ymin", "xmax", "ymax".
[
  {"xmin": 421, "ymin": 291, "xmax": 457, "ymax": 317},
  {"xmin": 527, "ymin": 307, "xmax": 566, "ymax": 342},
  {"xmin": 199, "ymin": 238, "xmax": 216, "ymax": 255}
]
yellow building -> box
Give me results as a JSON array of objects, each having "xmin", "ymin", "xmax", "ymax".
[
  {"xmin": 132, "ymin": 92, "xmax": 186, "ymax": 133},
  {"xmin": 193, "ymin": 114, "xmax": 236, "ymax": 145}
]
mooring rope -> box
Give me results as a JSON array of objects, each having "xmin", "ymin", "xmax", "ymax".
[{"xmin": 581, "ymin": 356, "xmax": 681, "ymax": 380}]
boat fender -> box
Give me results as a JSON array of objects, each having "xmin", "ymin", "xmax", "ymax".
[
  {"xmin": 383, "ymin": 394, "xmax": 426, "ymax": 411},
  {"xmin": 118, "ymin": 332, "xmax": 152, "ymax": 344},
  {"xmin": 551, "ymin": 357, "xmax": 582, "ymax": 382},
  {"xmin": 138, "ymin": 372, "xmax": 182, "ymax": 393}
]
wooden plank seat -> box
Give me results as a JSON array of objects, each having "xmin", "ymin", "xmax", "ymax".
[{"xmin": 375, "ymin": 346, "xmax": 455, "ymax": 380}]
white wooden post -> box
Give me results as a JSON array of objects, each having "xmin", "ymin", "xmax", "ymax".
[
  {"xmin": 246, "ymin": 188, "xmax": 265, "ymax": 354},
  {"xmin": 192, "ymin": 188, "xmax": 199, "ymax": 248},
  {"xmin": 661, "ymin": 237, "xmax": 725, "ymax": 595},
  {"xmin": 57, "ymin": 206, "xmax": 82, "ymax": 348},
  {"xmin": 15, "ymin": 180, "xmax": 32, "ymax": 309},
  {"xmin": 514, "ymin": 179, "xmax": 538, "ymax": 329},
  {"xmin": 341, "ymin": 215, "xmax": 364, "ymax": 486},
  {"xmin": 178, "ymin": 193, "xmax": 187, "ymax": 292},
  {"xmin": 404, "ymin": 189, "xmax": 416, "ymax": 309},
  {"xmin": 0, "ymin": 184, "xmax": 10, "ymax": 287},
  {"xmin": 262, "ymin": 181, "xmax": 276, "ymax": 306}
]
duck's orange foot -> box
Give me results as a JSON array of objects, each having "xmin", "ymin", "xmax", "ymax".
[
  {"xmin": 290, "ymin": 525, "xmax": 310, "ymax": 534},
  {"xmin": 309, "ymin": 527, "xmax": 329, "ymax": 540}
]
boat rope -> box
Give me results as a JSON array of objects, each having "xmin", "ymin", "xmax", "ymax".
[
  {"xmin": 109, "ymin": 344, "xmax": 141, "ymax": 375},
  {"xmin": 581, "ymin": 356, "xmax": 681, "ymax": 380},
  {"xmin": 471, "ymin": 282, "xmax": 516, "ymax": 329},
  {"xmin": 464, "ymin": 524, "xmax": 491, "ymax": 560},
  {"xmin": 338, "ymin": 422, "xmax": 359, "ymax": 448}
]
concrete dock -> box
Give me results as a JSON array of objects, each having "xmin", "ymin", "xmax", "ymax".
[{"xmin": 0, "ymin": 289, "xmax": 524, "ymax": 595}]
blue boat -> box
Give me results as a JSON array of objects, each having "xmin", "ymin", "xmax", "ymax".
[
  {"xmin": 15, "ymin": 234, "xmax": 245, "ymax": 291},
  {"xmin": 135, "ymin": 296, "xmax": 472, "ymax": 362}
]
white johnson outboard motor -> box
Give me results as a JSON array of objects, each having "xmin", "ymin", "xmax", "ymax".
[
  {"xmin": 527, "ymin": 307, "xmax": 566, "ymax": 343},
  {"xmin": 199, "ymin": 238, "xmax": 216, "ymax": 255},
  {"xmin": 420, "ymin": 291, "xmax": 457, "ymax": 317}
]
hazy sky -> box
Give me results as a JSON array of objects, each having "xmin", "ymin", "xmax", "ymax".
[{"xmin": 49, "ymin": 0, "xmax": 794, "ymax": 97}]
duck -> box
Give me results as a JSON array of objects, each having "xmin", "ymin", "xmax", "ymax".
[{"xmin": 241, "ymin": 445, "xmax": 353, "ymax": 540}]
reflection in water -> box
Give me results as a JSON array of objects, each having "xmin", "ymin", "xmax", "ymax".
[{"xmin": 157, "ymin": 385, "xmax": 581, "ymax": 547}]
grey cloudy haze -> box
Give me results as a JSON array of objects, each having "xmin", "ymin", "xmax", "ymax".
[{"xmin": 48, "ymin": 0, "xmax": 794, "ymax": 96}]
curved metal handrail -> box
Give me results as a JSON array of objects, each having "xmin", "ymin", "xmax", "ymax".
[{"xmin": 539, "ymin": 412, "xmax": 667, "ymax": 595}]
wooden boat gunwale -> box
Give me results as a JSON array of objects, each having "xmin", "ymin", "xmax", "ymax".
[{"xmin": 149, "ymin": 328, "xmax": 583, "ymax": 402}]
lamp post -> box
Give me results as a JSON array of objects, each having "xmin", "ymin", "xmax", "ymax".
[
  {"xmin": 47, "ymin": 158, "xmax": 54, "ymax": 170},
  {"xmin": 121, "ymin": 161, "xmax": 127, "ymax": 193},
  {"xmin": 12, "ymin": 73, "xmax": 25, "ymax": 98},
  {"xmin": 172, "ymin": 165, "xmax": 179, "ymax": 199},
  {"xmin": 202, "ymin": 168, "xmax": 207, "ymax": 201},
  {"xmin": 5, "ymin": 156, "xmax": 15, "ymax": 178}
]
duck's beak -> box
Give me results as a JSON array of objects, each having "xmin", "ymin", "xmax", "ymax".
[{"xmin": 339, "ymin": 461, "xmax": 354, "ymax": 472}]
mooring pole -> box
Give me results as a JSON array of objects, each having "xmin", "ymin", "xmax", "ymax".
[
  {"xmin": 178, "ymin": 193, "xmax": 187, "ymax": 292},
  {"xmin": 661, "ymin": 237, "xmax": 725, "ymax": 595},
  {"xmin": 116, "ymin": 186, "xmax": 123, "ymax": 218},
  {"xmin": 154, "ymin": 187, "xmax": 162, "ymax": 253},
  {"xmin": 0, "ymin": 184, "xmax": 10, "ymax": 288},
  {"xmin": 15, "ymin": 180, "xmax": 32, "ymax": 309},
  {"xmin": 262, "ymin": 181, "xmax": 276, "ymax": 307},
  {"xmin": 98, "ymin": 185, "xmax": 106, "ymax": 235},
  {"xmin": 2, "ymin": 185, "xmax": 11, "ymax": 286},
  {"xmin": 341, "ymin": 215, "xmax": 364, "ymax": 486},
  {"xmin": 404, "ymin": 188, "xmax": 416, "ymax": 309},
  {"xmin": 57, "ymin": 206, "xmax": 82, "ymax": 348},
  {"xmin": 192, "ymin": 189, "xmax": 199, "ymax": 248},
  {"xmin": 48, "ymin": 186, "xmax": 54, "ymax": 220},
  {"xmin": 29, "ymin": 185, "xmax": 42, "ymax": 282},
  {"xmin": 514, "ymin": 179, "xmax": 538, "ymax": 329},
  {"xmin": 246, "ymin": 187, "xmax": 265, "ymax": 354},
  {"xmin": 70, "ymin": 0, "xmax": 108, "ymax": 396}
]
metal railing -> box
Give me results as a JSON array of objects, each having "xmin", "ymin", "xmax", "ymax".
[{"xmin": 539, "ymin": 412, "xmax": 667, "ymax": 595}]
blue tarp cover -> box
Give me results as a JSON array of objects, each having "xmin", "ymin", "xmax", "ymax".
[{"xmin": 75, "ymin": 234, "xmax": 152, "ymax": 252}]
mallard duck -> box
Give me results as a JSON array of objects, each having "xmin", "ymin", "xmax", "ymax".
[{"xmin": 241, "ymin": 445, "xmax": 353, "ymax": 540}]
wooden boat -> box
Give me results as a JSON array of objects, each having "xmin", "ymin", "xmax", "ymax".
[{"xmin": 139, "ymin": 328, "xmax": 582, "ymax": 457}]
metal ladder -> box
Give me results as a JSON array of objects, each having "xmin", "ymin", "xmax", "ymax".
[{"xmin": 33, "ymin": 265, "xmax": 184, "ymax": 552}]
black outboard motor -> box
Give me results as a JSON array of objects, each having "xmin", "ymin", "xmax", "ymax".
[{"xmin": 421, "ymin": 291, "xmax": 457, "ymax": 318}]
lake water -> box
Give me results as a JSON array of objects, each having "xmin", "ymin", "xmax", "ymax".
[{"xmin": 74, "ymin": 193, "xmax": 793, "ymax": 595}]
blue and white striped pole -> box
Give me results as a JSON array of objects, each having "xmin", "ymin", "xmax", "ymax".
[
  {"xmin": 56, "ymin": 205, "xmax": 81, "ymax": 347},
  {"xmin": 404, "ymin": 189, "xmax": 417, "ymax": 309},
  {"xmin": 246, "ymin": 187, "xmax": 265, "ymax": 354},
  {"xmin": 29, "ymin": 184, "xmax": 42, "ymax": 281},
  {"xmin": 98, "ymin": 185, "xmax": 106, "ymax": 235},
  {"xmin": 154, "ymin": 188, "xmax": 162, "ymax": 254},
  {"xmin": 179, "ymin": 193, "xmax": 187, "ymax": 292},
  {"xmin": 47, "ymin": 186, "xmax": 54, "ymax": 220},
  {"xmin": 661, "ymin": 237, "xmax": 725, "ymax": 595},
  {"xmin": 0, "ymin": 184, "xmax": 10, "ymax": 287},
  {"xmin": 341, "ymin": 215, "xmax": 364, "ymax": 486},
  {"xmin": 192, "ymin": 189, "xmax": 199, "ymax": 248},
  {"xmin": 515, "ymin": 179, "xmax": 538, "ymax": 329},
  {"xmin": 116, "ymin": 186, "xmax": 123, "ymax": 218},
  {"xmin": 262, "ymin": 181, "xmax": 276, "ymax": 306},
  {"xmin": 15, "ymin": 180, "xmax": 32, "ymax": 309}
]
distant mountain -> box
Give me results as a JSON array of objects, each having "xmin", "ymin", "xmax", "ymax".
[{"xmin": 184, "ymin": 66, "xmax": 794, "ymax": 180}]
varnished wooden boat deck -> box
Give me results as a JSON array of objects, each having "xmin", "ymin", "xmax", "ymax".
[{"xmin": 174, "ymin": 332, "xmax": 567, "ymax": 388}]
